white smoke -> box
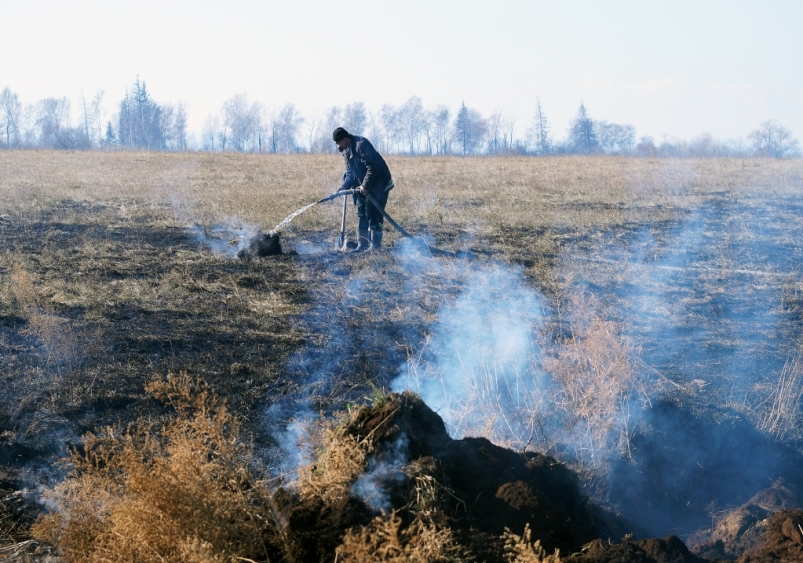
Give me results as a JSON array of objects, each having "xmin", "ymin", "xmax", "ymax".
[
  {"xmin": 168, "ymin": 191, "xmax": 258, "ymax": 258},
  {"xmin": 391, "ymin": 243, "xmax": 550, "ymax": 447},
  {"xmin": 350, "ymin": 434, "xmax": 408, "ymax": 513},
  {"xmin": 187, "ymin": 218, "xmax": 258, "ymax": 258},
  {"xmin": 264, "ymin": 404, "xmax": 317, "ymax": 478}
]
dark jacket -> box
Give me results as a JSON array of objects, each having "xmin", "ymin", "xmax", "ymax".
[{"xmin": 338, "ymin": 136, "xmax": 393, "ymax": 194}]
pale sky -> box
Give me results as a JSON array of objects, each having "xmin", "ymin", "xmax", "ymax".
[{"xmin": 2, "ymin": 0, "xmax": 802, "ymax": 143}]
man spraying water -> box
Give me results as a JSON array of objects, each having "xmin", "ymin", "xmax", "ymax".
[{"xmin": 333, "ymin": 127, "xmax": 394, "ymax": 251}]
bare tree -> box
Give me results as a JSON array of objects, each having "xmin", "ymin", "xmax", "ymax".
[
  {"xmin": 172, "ymin": 102, "xmax": 188, "ymax": 151},
  {"xmin": 202, "ymin": 114, "xmax": 220, "ymax": 151},
  {"xmin": 635, "ymin": 136, "xmax": 657, "ymax": 156},
  {"xmin": 431, "ymin": 105, "xmax": 450, "ymax": 155},
  {"xmin": 89, "ymin": 91, "xmax": 106, "ymax": 147},
  {"xmin": 37, "ymin": 97, "xmax": 83, "ymax": 149},
  {"xmin": 527, "ymin": 97, "xmax": 551, "ymax": 155},
  {"xmin": 311, "ymin": 105, "xmax": 344, "ymax": 153},
  {"xmin": 159, "ymin": 104, "xmax": 175, "ymax": 149},
  {"xmin": 80, "ymin": 91, "xmax": 94, "ymax": 147},
  {"xmin": 487, "ymin": 111, "xmax": 503, "ymax": 154},
  {"xmin": 421, "ymin": 109, "xmax": 436, "ymax": 155},
  {"xmin": 269, "ymin": 103, "xmax": 304, "ymax": 153},
  {"xmin": 0, "ymin": 87, "xmax": 22, "ymax": 147},
  {"xmin": 503, "ymin": 114, "xmax": 516, "ymax": 152},
  {"xmin": 748, "ymin": 120, "xmax": 800, "ymax": 158},
  {"xmin": 222, "ymin": 93, "xmax": 262, "ymax": 151},
  {"xmin": 379, "ymin": 103, "xmax": 402, "ymax": 153},
  {"xmin": 596, "ymin": 121, "xmax": 635, "ymax": 154},
  {"xmin": 399, "ymin": 96, "xmax": 427, "ymax": 154},
  {"xmin": 304, "ymin": 112, "xmax": 321, "ymax": 152},
  {"xmin": 343, "ymin": 102, "xmax": 367, "ymax": 136}
]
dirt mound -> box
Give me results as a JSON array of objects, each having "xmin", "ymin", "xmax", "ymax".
[
  {"xmin": 735, "ymin": 509, "xmax": 803, "ymax": 562},
  {"xmin": 238, "ymin": 230, "xmax": 282, "ymax": 259},
  {"xmin": 573, "ymin": 535, "xmax": 708, "ymax": 563},
  {"xmin": 273, "ymin": 488, "xmax": 373, "ymax": 562},
  {"xmin": 689, "ymin": 478, "xmax": 803, "ymax": 560},
  {"xmin": 276, "ymin": 392, "xmax": 626, "ymax": 562}
]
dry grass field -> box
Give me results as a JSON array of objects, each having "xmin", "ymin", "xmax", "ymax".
[{"xmin": 2, "ymin": 150, "xmax": 803, "ymax": 561}]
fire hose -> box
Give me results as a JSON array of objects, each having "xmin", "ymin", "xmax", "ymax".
[{"xmin": 316, "ymin": 189, "xmax": 420, "ymax": 244}]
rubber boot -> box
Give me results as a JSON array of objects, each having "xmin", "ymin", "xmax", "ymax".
[
  {"xmin": 370, "ymin": 229, "xmax": 383, "ymax": 250},
  {"xmin": 353, "ymin": 229, "xmax": 370, "ymax": 252}
]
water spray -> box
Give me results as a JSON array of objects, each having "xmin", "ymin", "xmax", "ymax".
[{"xmin": 266, "ymin": 188, "xmax": 435, "ymax": 254}]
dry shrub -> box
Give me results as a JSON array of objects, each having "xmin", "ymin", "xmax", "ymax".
[
  {"xmin": 9, "ymin": 262, "xmax": 38, "ymax": 310},
  {"xmin": 31, "ymin": 372, "xmax": 286, "ymax": 563},
  {"xmin": 543, "ymin": 292, "xmax": 646, "ymax": 460},
  {"xmin": 335, "ymin": 511, "xmax": 466, "ymax": 563},
  {"xmin": 294, "ymin": 419, "xmax": 370, "ymax": 505},
  {"xmin": 503, "ymin": 524, "xmax": 562, "ymax": 563},
  {"xmin": 757, "ymin": 354, "xmax": 803, "ymax": 440},
  {"xmin": 0, "ymin": 495, "xmax": 24, "ymax": 545},
  {"xmin": 8, "ymin": 262, "xmax": 81, "ymax": 368},
  {"xmin": 24, "ymin": 308, "xmax": 81, "ymax": 369}
]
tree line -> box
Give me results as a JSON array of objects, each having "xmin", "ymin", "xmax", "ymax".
[{"xmin": 1, "ymin": 79, "xmax": 800, "ymax": 158}]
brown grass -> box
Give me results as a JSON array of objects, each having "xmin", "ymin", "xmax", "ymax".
[
  {"xmin": 31, "ymin": 373, "xmax": 284, "ymax": 563},
  {"xmin": 295, "ymin": 418, "xmax": 370, "ymax": 505},
  {"xmin": 542, "ymin": 291, "xmax": 649, "ymax": 460},
  {"xmin": 29, "ymin": 380, "xmax": 467, "ymax": 562},
  {"xmin": 502, "ymin": 524, "xmax": 562, "ymax": 563},
  {"xmin": 2, "ymin": 151, "xmax": 801, "ymax": 238},
  {"xmin": 336, "ymin": 511, "xmax": 467, "ymax": 563},
  {"xmin": 756, "ymin": 355, "xmax": 803, "ymax": 440},
  {"xmin": 3, "ymin": 151, "xmax": 803, "ymax": 557}
]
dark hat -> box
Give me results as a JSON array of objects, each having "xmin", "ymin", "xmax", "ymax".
[{"xmin": 332, "ymin": 127, "xmax": 350, "ymax": 142}]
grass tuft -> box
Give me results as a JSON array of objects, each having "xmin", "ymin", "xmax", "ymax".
[
  {"xmin": 31, "ymin": 373, "xmax": 287, "ymax": 563},
  {"xmin": 336, "ymin": 511, "xmax": 467, "ymax": 563},
  {"xmin": 503, "ymin": 524, "xmax": 562, "ymax": 563}
]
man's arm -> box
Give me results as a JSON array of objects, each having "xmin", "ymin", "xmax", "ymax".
[
  {"xmin": 338, "ymin": 166, "xmax": 359, "ymax": 191},
  {"xmin": 356, "ymin": 140, "xmax": 385, "ymax": 192}
]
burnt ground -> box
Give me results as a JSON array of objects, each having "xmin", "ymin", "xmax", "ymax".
[
  {"xmin": 0, "ymin": 201, "xmax": 307, "ymax": 526},
  {"xmin": 555, "ymin": 194, "xmax": 803, "ymax": 557},
  {"xmin": 2, "ymin": 193, "xmax": 803, "ymax": 561}
]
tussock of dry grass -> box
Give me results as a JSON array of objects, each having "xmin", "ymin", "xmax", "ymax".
[
  {"xmin": 295, "ymin": 418, "xmax": 370, "ymax": 505},
  {"xmin": 31, "ymin": 373, "xmax": 284, "ymax": 563},
  {"xmin": 336, "ymin": 511, "xmax": 467, "ymax": 563},
  {"xmin": 757, "ymin": 354, "xmax": 803, "ymax": 440},
  {"xmin": 503, "ymin": 524, "xmax": 562, "ymax": 563},
  {"xmin": 543, "ymin": 292, "xmax": 648, "ymax": 460}
]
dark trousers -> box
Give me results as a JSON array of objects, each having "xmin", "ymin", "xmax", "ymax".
[{"xmin": 354, "ymin": 188, "xmax": 390, "ymax": 231}]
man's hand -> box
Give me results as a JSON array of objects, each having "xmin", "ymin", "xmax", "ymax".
[{"xmin": 357, "ymin": 186, "xmax": 367, "ymax": 195}]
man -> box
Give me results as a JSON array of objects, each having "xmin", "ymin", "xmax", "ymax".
[{"xmin": 334, "ymin": 127, "xmax": 394, "ymax": 251}]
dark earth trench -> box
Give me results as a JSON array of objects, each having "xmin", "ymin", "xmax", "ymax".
[
  {"xmin": 2, "ymin": 196, "xmax": 803, "ymax": 561},
  {"xmin": 560, "ymin": 195, "xmax": 803, "ymax": 558}
]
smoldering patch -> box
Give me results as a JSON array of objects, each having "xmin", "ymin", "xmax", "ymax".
[
  {"xmin": 238, "ymin": 230, "xmax": 283, "ymax": 260},
  {"xmin": 188, "ymin": 217, "xmax": 258, "ymax": 258}
]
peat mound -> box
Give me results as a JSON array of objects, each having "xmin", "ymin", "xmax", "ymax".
[
  {"xmin": 276, "ymin": 392, "xmax": 627, "ymax": 562},
  {"xmin": 573, "ymin": 535, "xmax": 708, "ymax": 563},
  {"xmin": 689, "ymin": 479, "xmax": 803, "ymax": 561},
  {"xmin": 736, "ymin": 509, "xmax": 803, "ymax": 562},
  {"xmin": 238, "ymin": 230, "xmax": 283, "ymax": 259}
]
